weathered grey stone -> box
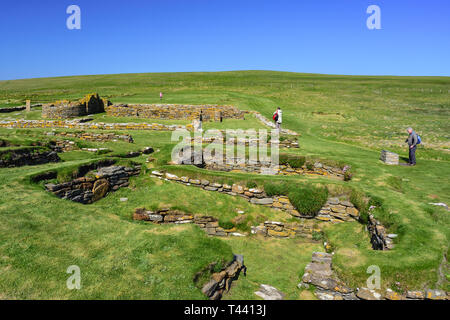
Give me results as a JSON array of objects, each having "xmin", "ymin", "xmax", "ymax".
[
  {"xmin": 254, "ymin": 284, "xmax": 284, "ymax": 300},
  {"xmin": 250, "ymin": 198, "xmax": 273, "ymax": 205},
  {"xmin": 356, "ymin": 287, "xmax": 383, "ymax": 300}
]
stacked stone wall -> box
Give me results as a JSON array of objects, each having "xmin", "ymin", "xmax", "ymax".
[
  {"xmin": 105, "ymin": 104, "xmax": 246, "ymax": 121},
  {"xmin": 0, "ymin": 148, "xmax": 60, "ymax": 168},
  {"xmin": 44, "ymin": 165, "xmax": 140, "ymax": 204},
  {"xmin": 0, "ymin": 119, "xmax": 191, "ymax": 131}
]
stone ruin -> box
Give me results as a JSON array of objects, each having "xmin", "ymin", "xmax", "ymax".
[
  {"xmin": 42, "ymin": 93, "xmax": 111, "ymax": 119},
  {"xmin": 300, "ymin": 252, "xmax": 448, "ymax": 300},
  {"xmin": 105, "ymin": 103, "xmax": 246, "ymax": 121},
  {"xmin": 42, "ymin": 161, "xmax": 141, "ymax": 204},
  {"xmin": 0, "ymin": 147, "xmax": 60, "ymax": 168},
  {"xmin": 196, "ymin": 254, "xmax": 246, "ymax": 300}
]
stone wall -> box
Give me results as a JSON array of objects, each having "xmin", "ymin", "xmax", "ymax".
[
  {"xmin": 316, "ymin": 197, "xmax": 360, "ymax": 223},
  {"xmin": 150, "ymin": 170, "xmax": 359, "ymax": 223},
  {"xmin": 367, "ymin": 214, "xmax": 395, "ymax": 250},
  {"xmin": 251, "ymin": 220, "xmax": 320, "ymax": 239},
  {"xmin": 0, "ymin": 148, "xmax": 60, "ymax": 168},
  {"xmin": 201, "ymin": 160, "xmax": 347, "ymax": 180},
  {"xmin": 133, "ymin": 208, "xmax": 246, "ymax": 237},
  {"xmin": 300, "ymin": 252, "xmax": 449, "ymax": 300},
  {"xmin": 133, "ymin": 206, "xmax": 320, "ymax": 239},
  {"xmin": 197, "ymin": 255, "xmax": 245, "ymax": 300},
  {"xmin": 0, "ymin": 119, "xmax": 191, "ymax": 131},
  {"xmin": 50, "ymin": 140, "xmax": 77, "ymax": 152},
  {"xmin": 49, "ymin": 131, "xmax": 134, "ymax": 143},
  {"xmin": 0, "ymin": 104, "xmax": 41, "ymax": 113},
  {"xmin": 189, "ymin": 135, "xmax": 299, "ymax": 149},
  {"xmin": 105, "ymin": 104, "xmax": 246, "ymax": 121},
  {"xmin": 42, "ymin": 94, "xmax": 110, "ymax": 119},
  {"xmin": 44, "ymin": 164, "xmax": 141, "ymax": 204}
]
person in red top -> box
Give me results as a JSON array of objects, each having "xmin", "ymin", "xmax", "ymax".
[{"xmin": 273, "ymin": 107, "xmax": 282, "ymax": 130}]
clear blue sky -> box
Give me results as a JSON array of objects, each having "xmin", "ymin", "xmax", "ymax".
[{"xmin": 0, "ymin": 0, "xmax": 449, "ymax": 80}]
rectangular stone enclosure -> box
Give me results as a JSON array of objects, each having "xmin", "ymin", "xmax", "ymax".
[
  {"xmin": 380, "ymin": 150, "xmax": 399, "ymax": 165},
  {"xmin": 105, "ymin": 104, "xmax": 247, "ymax": 121}
]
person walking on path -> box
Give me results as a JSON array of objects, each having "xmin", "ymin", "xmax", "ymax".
[
  {"xmin": 160, "ymin": 92, "xmax": 163, "ymax": 101},
  {"xmin": 273, "ymin": 107, "xmax": 282, "ymax": 131},
  {"xmin": 405, "ymin": 127, "xmax": 418, "ymax": 166}
]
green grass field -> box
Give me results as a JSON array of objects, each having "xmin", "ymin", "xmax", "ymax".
[{"xmin": 0, "ymin": 71, "xmax": 449, "ymax": 299}]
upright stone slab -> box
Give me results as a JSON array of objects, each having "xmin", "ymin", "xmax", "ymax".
[
  {"xmin": 380, "ymin": 150, "xmax": 399, "ymax": 165},
  {"xmin": 26, "ymin": 100, "xmax": 31, "ymax": 112}
]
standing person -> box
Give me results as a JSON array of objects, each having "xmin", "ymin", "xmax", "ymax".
[
  {"xmin": 199, "ymin": 109, "xmax": 203, "ymax": 132},
  {"xmin": 405, "ymin": 127, "xmax": 418, "ymax": 166},
  {"xmin": 273, "ymin": 107, "xmax": 282, "ymax": 131},
  {"xmin": 160, "ymin": 92, "xmax": 163, "ymax": 101}
]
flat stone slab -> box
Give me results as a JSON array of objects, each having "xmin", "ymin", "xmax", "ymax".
[{"xmin": 254, "ymin": 284, "xmax": 284, "ymax": 300}]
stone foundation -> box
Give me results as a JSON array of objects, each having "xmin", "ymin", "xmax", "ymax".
[
  {"xmin": 251, "ymin": 220, "xmax": 320, "ymax": 239},
  {"xmin": 49, "ymin": 131, "xmax": 134, "ymax": 143},
  {"xmin": 133, "ymin": 208, "xmax": 246, "ymax": 237},
  {"xmin": 0, "ymin": 148, "xmax": 60, "ymax": 168},
  {"xmin": 0, "ymin": 120, "xmax": 191, "ymax": 131},
  {"xmin": 202, "ymin": 161, "xmax": 348, "ymax": 180},
  {"xmin": 44, "ymin": 164, "xmax": 141, "ymax": 204},
  {"xmin": 105, "ymin": 104, "xmax": 246, "ymax": 121},
  {"xmin": 300, "ymin": 252, "xmax": 449, "ymax": 300},
  {"xmin": 150, "ymin": 170, "xmax": 359, "ymax": 223},
  {"xmin": 316, "ymin": 197, "xmax": 360, "ymax": 223}
]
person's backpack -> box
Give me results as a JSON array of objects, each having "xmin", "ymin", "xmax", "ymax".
[
  {"xmin": 273, "ymin": 112, "xmax": 278, "ymax": 122},
  {"xmin": 417, "ymin": 135, "xmax": 422, "ymax": 144}
]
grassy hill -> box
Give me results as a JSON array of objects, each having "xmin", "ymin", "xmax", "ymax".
[{"xmin": 0, "ymin": 70, "xmax": 449, "ymax": 299}]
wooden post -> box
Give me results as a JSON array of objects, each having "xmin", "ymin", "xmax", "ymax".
[{"xmin": 26, "ymin": 100, "xmax": 31, "ymax": 112}]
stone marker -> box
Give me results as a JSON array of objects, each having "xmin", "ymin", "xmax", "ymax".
[
  {"xmin": 26, "ymin": 100, "xmax": 31, "ymax": 112},
  {"xmin": 380, "ymin": 150, "xmax": 399, "ymax": 165}
]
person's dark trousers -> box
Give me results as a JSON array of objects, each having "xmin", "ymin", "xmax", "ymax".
[{"xmin": 409, "ymin": 146, "xmax": 417, "ymax": 165}]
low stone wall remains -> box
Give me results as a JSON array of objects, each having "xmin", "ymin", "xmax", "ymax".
[
  {"xmin": 0, "ymin": 148, "xmax": 60, "ymax": 168},
  {"xmin": 0, "ymin": 119, "xmax": 191, "ymax": 131},
  {"xmin": 316, "ymin": 197, "xmax": 360, "ymax": 223},
  {"xmin": 49, "ymin": 131, "xmax": 134, "ymax": 143},
  {"xmin": 202, "ymin": 160, "xmax": 347, "ymax": 180},
  {"xmin": 0, "ymin": 104, "xmax": 41, "ymax": 113},
  {"xmin": 133, "ymin": 208, "xmax": 246, "ymax": 237},
  {"xmin": 150, "ymin": 170, "xmax": 359, "ymax": 224},
  {"xmin": 251, "ymin": 220, "xmax": 320, "ymax": 239},
  {"xmin": 300, "ymin": 252, "xmax": 448, "ymax": 300},
  {"xmin": 44, "ymin": 164, "xmax": 141, "ymax": 204},
  {"xmin": 106, "ymin": 104, "xmax": 246, "ymax": 121}
]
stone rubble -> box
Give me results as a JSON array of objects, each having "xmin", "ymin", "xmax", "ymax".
[{"xmin": 197, "ymin": 254, "xmax": 246, "ymax": 300}]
